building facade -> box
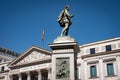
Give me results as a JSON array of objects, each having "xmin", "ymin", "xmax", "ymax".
[
  {"xmin": 78, "ymin": 37, "xmax": 120, "ymax": 80},
  {"xmin": 0, "ymin": 37, "xmax": 120, "ymax": 80},
  {"xmin": 0, "ymin": 47, "xmax": 19, "ymax": 80}
]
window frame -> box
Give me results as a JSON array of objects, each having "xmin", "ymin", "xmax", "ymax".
[
  {"xmin": 90, "ymin": 48, "xmax": 95, "ymax": 54},
  {"xmin": 107, "ymin": 63, "xmax": 114, "ymax": 76},
  {"xmin": 1, "ymin": 66, "xmax": 4, "ymax": 71},
  {"xmin": 0, "ymin": 59, "xmax": 2, "ymax": 62},
  {"xmin": 105, "ymin": 45, "xmax": 112, "ymax": 52},
  {"xmin": 90, "ymin": 65, "xmax": 97, "ymax": 78}
]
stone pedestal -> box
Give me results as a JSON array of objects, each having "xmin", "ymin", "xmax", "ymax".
[{"xmin": 49, "ymin": 36, "xmax": 80, "ymax": 80}]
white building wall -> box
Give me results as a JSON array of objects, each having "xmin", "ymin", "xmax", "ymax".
[
  {"xmin": 77, "ymin": 37, "xmax": 120, "ymax": 80},
  {"xmin": 78, "ymin": 54, "xmax": 120, "ymax": 80}
]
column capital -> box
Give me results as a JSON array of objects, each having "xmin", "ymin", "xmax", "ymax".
[
  {"xmin": 8, "ymin": 74, "xmax": 13, "ymax": 77},
  {"xmin": 36, "ymin": 69, "xmax": 41, "ymax": 74},
  {"xmin": 47, "ymin": 68, "xmax": 51, "ymax": 71},
  {"xmin": 25, "ymin": 71, "xmax": 30, "ymax": 74},
  {"xmin": 116, "ymin": 55, "xmax": 120, "ymax": 57},
  {"xmin": 18, "ymin": 73, "xmax": 21, "ymax": 76},
  {"xmin": 99, "ymin": 57, "xmax": 103, "ymax": 60},
  {"xmin": 9, "ymin": 75, "xmax": 13, "ymax": 80}
]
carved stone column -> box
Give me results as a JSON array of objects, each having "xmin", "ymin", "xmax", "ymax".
[
  {"xmin": 38, "ymin": 70, "xmax": 41, "ymax": 80},
  {"xmin": 27, "ymin": 72, "xmax": 30, "ymax": 80},
  {"xmin": 47, "ymin": 68, "xmax": 51, "ymax": 80},
  {"xmin": 84, "ymin": 60, "xmax": 88, "ymax": 80},
  {"xmin": 5, "ymin": 75, "xmax": 8, "ymax": 80},
  {"xmin": 99, "ymin": 58, "xmax": 104, "ymax": 80},
  {"xmin": 77, "ymin": 65, "xmax": 80, "ymax": 79},
  {"xmin": 18, "ymin": 73, "xmax": 22, "ymax": 80},
  {"xmin": 9, "ymin": 75, "xmax": 13, "ymax": 80},
  {"xmin": 116, "ymin": 56, "xmax": 120, "ymax": 80}
]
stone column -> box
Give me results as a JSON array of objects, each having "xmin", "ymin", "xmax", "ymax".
[
  {"xmin": 27, "ymin": 72, "xmax": 30, "ymax": 80},
  {"xmin": 78, "ymin": 66, "xmax": 81, "ymax": 79},
  {"xmin": 116, "ymin": 56, "xmax": 120, "ymax": 80},
  {"xmin": 84, "ymin": 60, "xmax": 88, "ymax": 80},
  {"xmin": 9, "ymin": 75, "xmax": 13, "ymax": 80},
  {"xmin": 18, "ymin": 73, "xmax": 22, "ymax": 80},
  {"xmin": 47, "ymin": 68, "xmax": 51, "ymax": 80},
  {"xmin": 99, "ymin": 58, "xmax": 104, "ymax": 80},
  {"xmin": 5, "ymin": 75, "xmax": 8, "ymax": 80},
  {"xmin": 38, "ymin": 70, "xmax": 41, "ymax": 80}
]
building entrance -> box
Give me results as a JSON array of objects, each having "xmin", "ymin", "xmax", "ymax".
[
  {"xmin": 31, "ymin": 71, "xmax": 38, "ymax": 80},
  {"xmin": 41, "ymin": 70, "xmax": 48, "ymax": 80}
]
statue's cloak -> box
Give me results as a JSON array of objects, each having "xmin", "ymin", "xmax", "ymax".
[{"xmin": 58, "ymin": 9, "xmax": 72, "ymax": 27}]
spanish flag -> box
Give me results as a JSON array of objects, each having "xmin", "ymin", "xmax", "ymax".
[{"xmin": 42, "ymin": 29, "xmax": 44, "ymax": 41}]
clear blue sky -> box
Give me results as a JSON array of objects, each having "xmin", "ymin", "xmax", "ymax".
[{"xmin": 0, "ymin": 0, "xmax": 120, "ymax": 54}]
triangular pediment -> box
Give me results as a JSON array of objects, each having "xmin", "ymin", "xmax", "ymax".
[{"xmin": 9, "ymin": 46, "xmax": 51, "ymax": 67}]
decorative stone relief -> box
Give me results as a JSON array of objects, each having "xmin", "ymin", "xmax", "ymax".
[
  {"xmin": 56, "ymin": 58, "xmax": 70, "ymax": 79},
  {"xmin": 17, "ymin": 51, "xmax": 50, "ymax": 64},
  {"xmin": 9, "ymin": 69, "xmax": 20, "ymax": 74}
]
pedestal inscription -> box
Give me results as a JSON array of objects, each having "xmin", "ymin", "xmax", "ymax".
[{"xmin": 56, "ymin": 58, "xmax": 70, "ymax": 79}]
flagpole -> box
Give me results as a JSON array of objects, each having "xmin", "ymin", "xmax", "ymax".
[
  {"xmin": 42, "ymin": 28, "xmax": 44, "ymax": 48},
  {"xmin": 42, "ymin": 38, "xmax": 44, "ymax": 48}
]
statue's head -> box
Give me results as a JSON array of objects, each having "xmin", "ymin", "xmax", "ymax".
[{"xmin": 65, "ymin": 5, "xmax": 70, "ymax": 10}]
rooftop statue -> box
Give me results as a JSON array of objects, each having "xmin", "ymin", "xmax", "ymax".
[{"xmin": 58, "ymin": 5, "xmax": 74, "ymax": 36}]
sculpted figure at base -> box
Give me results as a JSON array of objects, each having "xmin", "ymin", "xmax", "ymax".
[
  {"xmin": 56, "ymin": 58, "xmax": 70, "ymax": 79},
  {"xmin": 58, "ymin": 5, "xmax": 74, "ymax": 36}
]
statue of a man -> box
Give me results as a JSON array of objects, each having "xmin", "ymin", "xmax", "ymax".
[{"xmin": 58, "ymin": 5, "xmax": 74, "ymax": 36}]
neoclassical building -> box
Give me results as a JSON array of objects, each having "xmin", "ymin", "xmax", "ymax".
[
  {"xmin": 0, "ymin": 47, "xmax": 19, "ymax": 80},
  {"xmin": 0, "ymin": 37, "xmax": 120, "ymax": 80}
]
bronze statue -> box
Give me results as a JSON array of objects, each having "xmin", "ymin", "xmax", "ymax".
[{"xmin": 58, "ymin": 5, "xmax": 74, "ymax": 36}]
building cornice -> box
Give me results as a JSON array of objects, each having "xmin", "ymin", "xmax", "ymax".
[
  {"xmin": 81, "ymin": 49, "xmax": 120, "ymax": 59},
  {"xmin": 0, "ymin": 55, "xmax": 14, "ymax": 61},
  {"xmin": 9, "ymin": 57, "xmax": 51, "ymax": 69},
  {"xmin": 0, "ymin": 61, "xmax": 11, "ymax": 65},
  {"xmin": 0, "ymin": 47, "xmax": 20, "ymax": 57},
  {"xmin": 79, "ymin": 37, "xmax": 120, "ymax": 48},
  {"xmin": 0, "ymin": 70, "xmax": 9, "ymax": 73}
]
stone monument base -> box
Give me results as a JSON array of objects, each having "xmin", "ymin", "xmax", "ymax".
[
  {"xmin": 54, "ymin": 36, "xmax": 75, "ymax": 43},
  {"xmin": 49, "ymin": 36, "xmax": 80, "ymax": 80}
]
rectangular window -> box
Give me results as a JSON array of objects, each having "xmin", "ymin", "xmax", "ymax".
[
  {"xmin": 76, "ymin": 68, "xmax": 79, "ymax": 79},
  {"xmin": 90, "ymin": 48, "xmax": 95, "ymax": 54},
  {"xmin": 107, "ymin": 63, "xmax": 114, "ymax": 76},
  {"xmin": 0, "ymin": 59, "xmax": 2, "ymax": 62},
  {"xmin": 90, "ymin": 65, "xmax": 97, "ymax": 77},
  {"xmin": 106, "ymin": 45, "xmax": 112, "ymax": 52},
  {"xmin": 1, "ymin": 66, "xmax": 4, "ymax": 71}
]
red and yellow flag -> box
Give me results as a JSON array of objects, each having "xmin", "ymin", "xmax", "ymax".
[{"xmin": 42, "ymin": 29, "xmax": 44, "ymax": 41}]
